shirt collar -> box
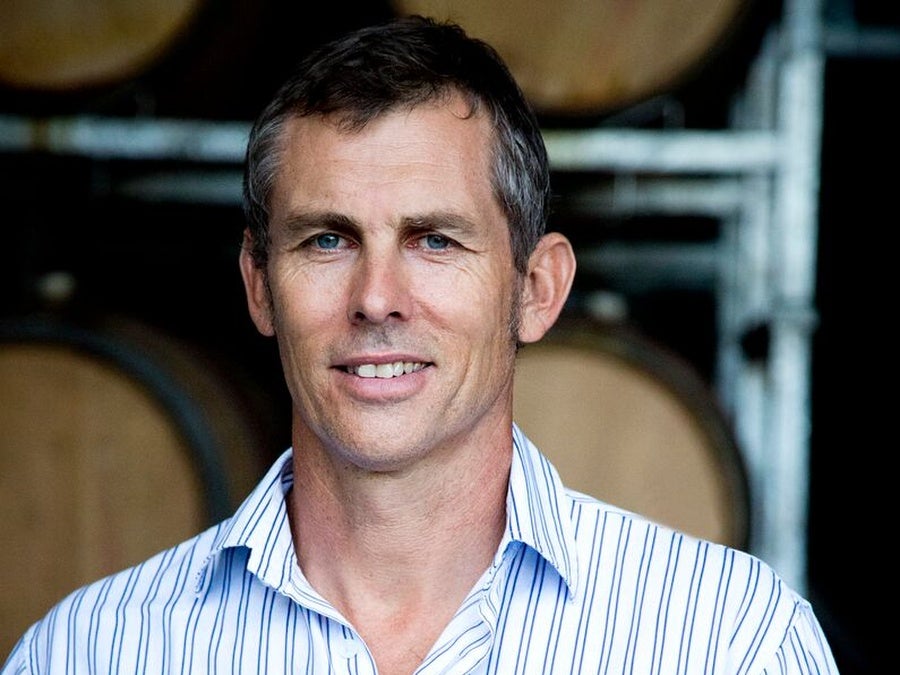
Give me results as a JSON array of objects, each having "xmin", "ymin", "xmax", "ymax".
[
  {"xmin": 197, "ymin": 425, "xmax": 579, "ymax": 597},
  {"xmin": 196, "ymin": 447, "xmax": 296, "ymax": 593},
  {"xmin": 506, "ymin": 423, "xmax": 579, "ymax": 596}
]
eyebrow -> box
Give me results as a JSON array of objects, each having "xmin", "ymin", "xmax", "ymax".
[
  {"xmin": 279, "ymin": 211, "xmax": 357, "ymax": 234},
  {"xmin": 278, "ymin": 210, "xmax": 479, "ymax": 237},
  {"xmin": 400, "ymin": 212, "xmax": 478, "ymax": 236}
]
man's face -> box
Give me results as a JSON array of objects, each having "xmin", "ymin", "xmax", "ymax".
[{"xmin": 243, "ymin": 97, "xmax": 522, "ymax": 471}]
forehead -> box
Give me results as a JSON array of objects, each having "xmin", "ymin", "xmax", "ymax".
[{"xmin": 269, "ymin": 97, "xmax": 504, "ymax": 227}]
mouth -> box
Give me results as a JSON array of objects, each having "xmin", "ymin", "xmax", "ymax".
[{"xmin": 344, "ymin": 361, "xmax": 429, "ymax": 379}]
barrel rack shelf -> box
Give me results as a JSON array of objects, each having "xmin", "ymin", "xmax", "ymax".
[{"xmin": 3, "ymin": 0, "xmax": 896, "ymax": 597}]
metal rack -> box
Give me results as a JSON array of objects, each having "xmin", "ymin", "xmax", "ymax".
[
  {"xmin": 0, "ymin": 0, "xmax": 839, "ymax": 594},
  {"xmin": 547, "ymin": 0, "xmax": 826, "ymax": 594}
]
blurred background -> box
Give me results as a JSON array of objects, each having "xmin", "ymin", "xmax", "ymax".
[{"xmin": 0, "ymin": 0, "xmax": 893, "ymax": 671}]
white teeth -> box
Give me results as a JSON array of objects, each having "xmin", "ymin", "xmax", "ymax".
[
  {"xmin": 356, "ymin": 364, "xmax": 377, "ymax": 378},
  {"xmin": 351, "ymin": 362, "xmax": 424, "ymax": 378}
]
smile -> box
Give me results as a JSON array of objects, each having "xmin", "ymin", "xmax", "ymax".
[{"xmin": 346, "ymin": 362, "xmax": 427, "ymax": 378}]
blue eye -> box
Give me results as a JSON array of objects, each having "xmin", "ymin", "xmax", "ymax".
[
  {"xmin": 424, "ymin": 234, "xmax": 450, "ymax": 250},
  {"xmin": 314, "ymin": 233, "xmax": 341, "ymax": 249}
]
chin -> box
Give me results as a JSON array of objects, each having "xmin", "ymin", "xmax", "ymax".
[{"xmin": 313, "ymin": 424, "xmax": 431, "ymax": 473}]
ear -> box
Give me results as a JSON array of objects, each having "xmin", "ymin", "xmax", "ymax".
[
  {"xmin": 517, "ymin": 232, "xmax": 577, "ymax": 344},
  {"xmin": 239, "ymin": 229, "xmax": 276, "ymax": 337}
]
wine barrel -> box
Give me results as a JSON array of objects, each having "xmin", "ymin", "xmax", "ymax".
[
  {"xmin": 392, "ymin": 0, "xmax": 754, "ymax": 119},
  {"xmin": 0, "ymin": 0, "xmax": 207, "ymax": 92},
  {"xmin": 0, "ymin": 2, "xmax": 399, "ymax": 119},
  {"xmin": 514, "ymin": 317, "xmax": 749, "ymax": 549},
  {"xmin": 0, "ymin": 316, "xmax": 273, "ymax": 657}
]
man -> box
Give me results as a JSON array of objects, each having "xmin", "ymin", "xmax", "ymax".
[{"xmin": 3, "ymin": 15, "xmax": 837, "ymax": 674}]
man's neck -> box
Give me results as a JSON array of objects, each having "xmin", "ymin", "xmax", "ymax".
[{"xmin": 286, "ymin": 426, "xmax": 512, "ymax": 673}]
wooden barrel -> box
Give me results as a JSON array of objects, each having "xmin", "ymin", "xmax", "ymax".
[
  {"xmin": 392, "ymin": 0, "xmax": 754, "ymax": 119},
  {"xmin": 0, "ymin": 0, "xmax": 207, "ymax": 92},
  {"xmin": 0, "ymin": 2, "xmax": 398, "ymax": 118},
  {"xmin": 514, "ymin": 317, "xmax": 749, "ymax": 549},
  {"xmin": 0, "ymin": 316, "xmax": 273, "ymax": 657}
]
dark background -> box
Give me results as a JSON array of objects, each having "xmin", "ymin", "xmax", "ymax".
[{"xmin": 1, "ymin": 1, "xmax": 893, "ymax": 671}]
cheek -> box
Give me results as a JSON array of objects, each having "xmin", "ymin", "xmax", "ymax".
[
  {"xmin": 269, "ymin": 300, "xmax": 332, "ymax": 414},
  {"xmin": 267, "ymin": 280, "xmax": 333, "ymax": 383},
  {"xmin": 418, "ymin": 263, "xmax": 518, "ymax": 341},
  {"xmin": 270, "ymin": 263, "xmax": 341, "ymax": 325}
]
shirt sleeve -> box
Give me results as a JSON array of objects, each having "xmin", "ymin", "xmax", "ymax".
[
  {"xmin": 1, "ymin": 630, "xmax": 31, "ymax": 675},
  {"xmin": 758, "ymin": 600, "xmax": 840, "ymax": 674}
]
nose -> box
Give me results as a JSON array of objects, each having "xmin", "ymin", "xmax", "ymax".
[{"xmin": 347, "ymin": 248, "xmax": 411, "ymax": 324}]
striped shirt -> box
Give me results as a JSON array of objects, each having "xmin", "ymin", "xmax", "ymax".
[{"xmin": 2, "ymin": 424, "xmax": 837, "ymax": 674}]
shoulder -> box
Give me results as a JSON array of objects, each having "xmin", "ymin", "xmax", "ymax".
[
  {"xmin": 564, "ymin": 486, "xmax": 791, "ymax": 603},
  {"xmin": 560, "ymin": 490, "xmax": 836, "ymax": 671},
  {"xmin": 5, "ymin": 523, "xmax": 224, "ymax": 673},
  {"xmin": 3, "ymin": 450, "xmax": 295, "ymax": 674}
]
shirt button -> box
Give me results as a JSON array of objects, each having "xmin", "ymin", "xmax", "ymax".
[{"xmin": 335, "ymin": 636, "xmax": 361, "ymax": 658}]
